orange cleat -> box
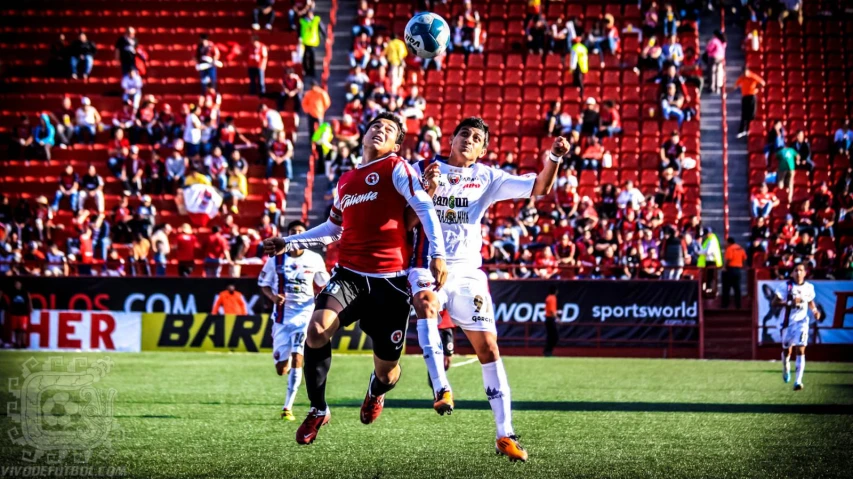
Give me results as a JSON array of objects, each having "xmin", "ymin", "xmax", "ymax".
[
  {"xmin": 433, "ymin": 388, "xmax": 454, "ymax": 416},
  {"xmin": 295, "ymin": 408, "xmax": 330, "ymax": 445},
  {"xmin": 496, "ymin": 435, "xmax": 528, "ymax": 462},
  {"xmin": 360, "ymin": 392, "xmax": 385, "ymax": 425}
]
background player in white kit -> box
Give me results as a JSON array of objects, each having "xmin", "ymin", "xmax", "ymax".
[
  {"xmin": 408, "ymin": 117, "xmax": 568, "ymax": 461},
  {"xmin": 772, "ymin": 263, "xmax": 820, "ymax": 391},
  {"xmin": 259, "ymin": 220, "xmax": 330, "ymax": 420}
]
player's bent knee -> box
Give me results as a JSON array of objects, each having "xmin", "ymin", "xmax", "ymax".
[
  {"xmin": 474, "ymin": 340, "xmax": 501, "ymax": 364},
  {"xmin": 413, "ymin": 291, "xmax": 439, "ymax": 318}
]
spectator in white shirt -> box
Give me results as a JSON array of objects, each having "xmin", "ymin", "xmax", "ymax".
[
  {"xmin": 617, "ymin": 180, "xmax": 645, "ymax": 211},
  {"xmin": 74, "ymin": 97, "xmax": 101, "ymax": 144},
  {"xmin": 662, "ymin": 35, "xmax": 683, "ymax": 67},
  {"xmin": 258, "ymin": 103, "xmax": 283, "ymax": 146},
  {"xmin": 183, "ymin": 105, "xmax": 203, "ymax": 157}
]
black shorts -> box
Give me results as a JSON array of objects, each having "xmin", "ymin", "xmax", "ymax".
[
  {"xmin": 315, "ymin": 267, "xmax": 411, "ymax": 361},
  {"xmin": 439, "ymin": 327, "xmax": 455, "ymax": 357}
]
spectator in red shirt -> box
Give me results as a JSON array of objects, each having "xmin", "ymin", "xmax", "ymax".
[
  {"xmin": 266, "ymin": 131, "xmax": 294, "ymax": 191},
  {"xmin": 581, "ymin": 135, "xmax": 606, "ymax": 170},
  {"xmin": 278, "ymin": 68, "xmax": 304, "ymax": 114},
  {"xmin": 334, "ymin": 114, "xmax": 360, "ymax": 149},
  {"xmin": 656, "ymin": 167, "xmax": 683, "ymax": 206},
  {"xmin": 264, "ymin": 178, "xmax": 287, "ymax": 227},
  {"xmin": 9, "ymin": 115, "xmax": 33, "ymax": 160},
  {"xmin": 639, "ymin": 248, "xmax": 663, "ymax": 279},
  {"xmin": 122, "ymin": 145, "xmax": 146, "ymax": 196},
  {"xmin": 751, "ymin": 182, "xmax": 779, "ymax": 218},
  {"xmin": 598, "ymin": 100, "xmax": 622, "ymax": 137},
  {"xmin": 77, "ymin": 226, "xmax": 94, "ymax": 275},
  {"xmin": 175, "ymin": 223, "xmax": 197, "ymax": 276},
  {"xmin": 112, "ymin": 101, "xmax": 135, "ymax": 137},
  {"xmin": 204, "ymin": 225, "xmax": 231, "ymax": 277},
  {"xmin": 816, "ymin": 204, "xmax": 836, "ymax": 239},
  {"xmin": 247, "ymin": 35, "xmax": 268, "ymax": 96},
  {"xmin": 52, "ymin": 164, "xmax": 79, "ymax": 212},
  {"xmin": 534, "ymin": 247, "xmax": 558, "ymax": 278}
]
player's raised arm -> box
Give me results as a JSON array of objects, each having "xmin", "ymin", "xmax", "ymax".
[{"xmin": 530, "ymin": 136, "xmax": 570, "ymax": 196}]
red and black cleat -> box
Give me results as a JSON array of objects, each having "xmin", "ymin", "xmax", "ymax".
[
  {"xmin": 359, "ymin": 392, "xmax": 385, "ymax": 425},
  {"xmin": 295, "ymin": 407, "xmax": 330, "ymax": 445}
]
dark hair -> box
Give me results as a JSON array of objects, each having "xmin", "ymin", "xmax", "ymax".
[
  {"xmin": 713, "ymin": 29, "xmax": 726, "ymax": 43},
  {"xmin": 200, "ymin": 33, "xmax": 209, "ymax": 40},
  {"xmin": 548, "ymin": 286, "xmax": 558, "ymax": 295},
  {"xmin": 211, "ymin": 226, "xmax": 221, "ymax": 234},
  {"xmin": 287, "ymin": 220, "xmax": 307, "ymax": 232},
  {"xmin": 727, "ymin": 237, "xmax": 735, "ymax": 245},
  {"xmin": 453, "ymin": 117, "xmax": 490, "ymax": 149},
  {"xmin": 365, "ymin": 112, "xmax": 405, "ymax": 145}
]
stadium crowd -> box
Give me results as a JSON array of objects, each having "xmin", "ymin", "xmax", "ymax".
[{"xmin": 5, "ymin": 0, "xmax": 850, "ymax": 281}]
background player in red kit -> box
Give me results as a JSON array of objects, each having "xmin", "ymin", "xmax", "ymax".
[{"xmin": 263, "ymin": 112, "xmax": 447, "ymax": 445}]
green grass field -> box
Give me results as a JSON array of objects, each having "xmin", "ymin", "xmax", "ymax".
[{"xmin": 1, "ymin": 352, "xmax": 851, "ymax": 479}]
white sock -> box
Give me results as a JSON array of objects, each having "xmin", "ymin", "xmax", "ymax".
[
  {"xmin": 482, "ymin": 359, "xmax": 514, "ymax": 439},
  {"xmin": 795, "ymin": 356, "xmax": 805, "ymax": 384},
  {"xmin": 782, "ymin": 352, "xmax": 790, "ymax": 375},
  {"xmin": 417, "ymin": 318, "xmax": 450, "ymax": 395},
  {"xmin": 284, "ymin": 367, "xmax": 302, "ymax": 410}
]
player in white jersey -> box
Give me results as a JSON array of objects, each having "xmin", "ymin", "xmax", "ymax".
[
  {"xmin": 407, "ymin": 117, "xmax": 567, "ymax": 461},
  {"xmin": 772, "ymin": 263, "xmax": 820, "ymax": 391},
  {"xmin": 258, "ymin": 221, "xmax": 330, "ymax": 420}
]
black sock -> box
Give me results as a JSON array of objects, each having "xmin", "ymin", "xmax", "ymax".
[
  {"xmin": 369, "ymin": 368, "xmax": 400, "ymax": 397},
  {"xmin": 304, "ymin": 342, "xmax": 332, "ymax": 411}
]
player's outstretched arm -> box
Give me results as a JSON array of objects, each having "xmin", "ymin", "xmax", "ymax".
[
  {"xmin": 262, "ymin": 218, "xmax": 343, "ymax": 256},
  {"xmin": 530, "ymin": 136, "xmax": 570, "ymax": 196}
]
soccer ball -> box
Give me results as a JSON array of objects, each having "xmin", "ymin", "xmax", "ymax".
[{"xmin": 404, "ymin": 12, "xmax": 450, "ymax": 59}]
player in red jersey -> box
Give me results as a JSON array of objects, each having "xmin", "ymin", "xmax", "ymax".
[{"xmin": 263, "ymin": 112, "xmax": 447, "ymax": 445}]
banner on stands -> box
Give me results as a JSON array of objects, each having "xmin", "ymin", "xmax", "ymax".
[
  {"xmin": 756, "ymin": 280, "xmax": 853, "ymax": 345},
  {"xmin": 28, "ymin": 310, "xmax": 142, "ymax": 352},
  {"xmin": 0, "ymin": 277, "xmax": 261, "ymax": 314},
  {"xmin": 487, "ymin": 280, "xmax": 700, "ymax": 345},
  {"xmin": 141, "ymin": 314, "xmax": 372, "ymax": 353}
]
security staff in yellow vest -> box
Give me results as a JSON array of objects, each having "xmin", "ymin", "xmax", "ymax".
[
  {"xmin": 299, "ymin": 10, "xmax": 325, "ymax": 78},
  {"xmin": 570, "ymin": 37, "xmax": 589, "ymax": 97},
  {"xmin": 697, "ymin": 227, "xmax": 723, "ymax": 294}
]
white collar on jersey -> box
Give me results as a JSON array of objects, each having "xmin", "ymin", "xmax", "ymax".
[{"xmin": 357, "ymin": 152, "xmax": 395, "ymax": 168}]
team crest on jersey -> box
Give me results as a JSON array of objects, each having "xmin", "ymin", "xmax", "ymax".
[
  {"xmin": 448, "ymin": 173, "xmax": 461, "ymax": 185},
  {"xmin": 365, "ymin": 172, "xmax": 380, "ymax": 186},
  {"xmin": 390, "ymin": 330, "xmax": 403, "ymax": 343},
  {"xmin": 417, "ymin": 280, "xmax": 432, "ymax": 288}
]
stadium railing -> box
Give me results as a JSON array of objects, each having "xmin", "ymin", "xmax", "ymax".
[{"xmin": 720, "ymin": 7, "xmax": 730, "ymax": 239}]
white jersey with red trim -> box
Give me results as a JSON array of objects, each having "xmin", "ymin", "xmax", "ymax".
[
  {"xmin": 411, "ymin": 156, "xmax": 536, "ymax": 269},
  {"xmin": 258, "ymin": 251, "xmax": 329, "ymax": 325}
]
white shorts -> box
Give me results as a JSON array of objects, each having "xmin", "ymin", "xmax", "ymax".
[
  {"xmin": 782, "ymin": 321, "xmax": 809, "ymax": 348},
  {"xmin": 271, "ymin": 307, "xmax": 312, "ymax": 363},
  {"xmin": 408, "ymin": 266, "xmax": 496, "ymax": 333}
]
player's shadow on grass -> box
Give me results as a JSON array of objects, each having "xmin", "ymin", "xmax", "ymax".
[
  {"xmin": 331, "ymin": 399, "xmax": 853, "ymax": 415},
  {"xmin": 761, "ymin": 370, "xmax": 853, "ymax": 374}
]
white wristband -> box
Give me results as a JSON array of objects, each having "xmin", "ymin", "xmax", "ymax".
[{"xmin": 548, "ymin": 152, "xmax": 563, "ymax": 163}]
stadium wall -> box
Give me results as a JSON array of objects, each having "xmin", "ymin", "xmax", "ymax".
[{"xmin": 3, "ymin": 278, "xmax": 704, "ymax": 358}]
